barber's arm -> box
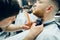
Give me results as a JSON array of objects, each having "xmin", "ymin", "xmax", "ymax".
[
  {"xmin": 2, "ymin": 24, "xmax": 30, "ymax": 32},
  {"xmin": 23, "ymin": 23, "xmax": 43, "ymax": 40},
  {"xmin": 0, "ymin": 18, "xmax": 30, "ymax": 32}
]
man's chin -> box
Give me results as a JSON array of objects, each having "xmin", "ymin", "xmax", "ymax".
[
  {"xmin": 33, "ymin": 13, "xmax": 43, "ymax": 18},
  {"xmin": 33, "ymin": 13, "xmax": 39, "ymax": 18}
]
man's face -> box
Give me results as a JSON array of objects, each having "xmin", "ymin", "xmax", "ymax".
[{"xmin": 32, "ymin": 0, "xmax": 49, "ymax": 17}]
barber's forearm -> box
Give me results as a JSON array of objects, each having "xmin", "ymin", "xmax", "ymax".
[
  {"xmin": 5, "ymin": 24, "xmax": 23, "ymax": 32},
  {"xmin": 23, "ymin": 35, "xmax": 34, "ymax": 40},
  {"xmin": 23, "ymin": 32, "xmax": 36, "ymax": 40},
  {"xmin": 23, "ymin": 37, "xmax": 34, "ymax": 40}
]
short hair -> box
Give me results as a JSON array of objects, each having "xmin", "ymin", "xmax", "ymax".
[
  {"xmin": 50, "ymin": 0, "xmax": 60, "ymax": 13},
  {"xmin": 0, "ymin": 0, "xmax": 20, "ymax": 21}
]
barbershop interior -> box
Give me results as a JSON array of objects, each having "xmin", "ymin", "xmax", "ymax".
[{"xmin": 0, "ymin": 0, "xmax": 60, "ymax": 40}]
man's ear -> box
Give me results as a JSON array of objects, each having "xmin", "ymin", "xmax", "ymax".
[{"xmin": 46, "ymin": 5, "xmax": 53, "ymax": 13}]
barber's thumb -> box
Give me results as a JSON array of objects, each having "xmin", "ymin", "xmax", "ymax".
[
  {"xmin": 32, "ymin": 23, "xmax": 36, "ymax": 26},
  {"xmin": 39, "ymin": 24, "xmax": 44, "ymax": 28}
]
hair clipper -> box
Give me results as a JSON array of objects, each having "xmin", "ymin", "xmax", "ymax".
[{"xmin": 36, "ymin": 18, "xmax": 43, "ymax": 26}]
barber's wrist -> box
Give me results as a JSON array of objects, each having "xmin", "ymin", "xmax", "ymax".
[
  {"xmin": 23, "ymin": 33, "xmax": 34, "ymax": 40},
  {"xmin": 26, "ymin": 31, "xmax": 36, "ymax": 39},
  {"xmin": 29, "ymin": 31, "xmax": 37, "ymax": 39}
]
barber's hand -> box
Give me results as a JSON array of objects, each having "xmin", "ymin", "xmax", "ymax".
[
  {"xmin": 23, "ymin": 23, "xmax": 43, "ymax": 40},
  {"xmin": 22, "ymin": 25, "xmax": 30, "ymax": 30},
  {"xmin": 29, "ymin": 23, "xmax": 43, "ymax": 38},
  {"xmin": 25, "ymin": 21, "xmax": 36, "ymax": 29},
  {"xmin": 21, "ymin": 22, "xmax": 33, "ymax": 30},
  {"xmin": 23, "ymin": 22, "xmax": 35, "ymax": 30},
  {"xmin": 25, "ymin": 22, "xmax": 32, "ymax": 28},
  {"xmin": 0, "ymin": 17, "xmax": 13, "ymax": 27}
]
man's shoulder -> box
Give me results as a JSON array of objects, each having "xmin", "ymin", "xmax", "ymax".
[
  {"xmin": 36, "ymin": 31, "xmax": 60, "ymax": 40},
  {"xmin": 38, "ymin": 27, "xmax": 57, "ymax": 36},
  {"xmin": 36, "ymin": 25, "xmax": 60, "ymax": 40}
]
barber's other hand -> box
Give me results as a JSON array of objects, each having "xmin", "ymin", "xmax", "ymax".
[
  {"xmin": 23, "ymin": 23, "xmax": 43, "ymax": 40},
  {"xmin": 22, "ymin": 25, "xmax": 30, "ymax": 30},
  {"xmin": 29, "ymin": 23, "xmax": 43, "ymax": 38},
  {"xmin": 23, "ymin": 22, "xmax": 33, "ymax": 30}
]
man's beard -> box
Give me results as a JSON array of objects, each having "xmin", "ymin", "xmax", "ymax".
[{"xmin": 33, "ymin": 10, "xmax": 44, "ymax": 18}]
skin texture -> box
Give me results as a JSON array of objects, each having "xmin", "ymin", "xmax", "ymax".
[{"xmin": 32, "ymin": 0, "xmax": 54, "ymax": 22}]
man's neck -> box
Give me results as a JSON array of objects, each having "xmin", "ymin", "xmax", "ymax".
[{"xmin": 42, "ymin": 15, "xmax": 54, "ymax": 23}]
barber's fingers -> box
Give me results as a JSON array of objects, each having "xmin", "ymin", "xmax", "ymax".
[
  {"xmin": 31, "ymin": 23, "xmax": 43, "ymax": 31},
  {"xmin": 37, "ymin": 24, "xmax": 43, "ymax": 27},
  {"xmin": 23, "ymin": 25, "xmax": 30, "ymax": 28},
  {"xmin": 38, "ymin": 24, "xmax": 43, "ymax": 30},
  {"xmin": 30, "ymin": 23, "xmax": 43, "ymax": 36},
  {"xmin": 22, "ymin": 25, "xmax": 30, "ymax": 30},
  {"xmin": 32, "ymin": 23, "xmax": 43, "ymax": 27},
  {"xmin": 31, "ymin": 23, "xmax": 36, "ymax": 26}
]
